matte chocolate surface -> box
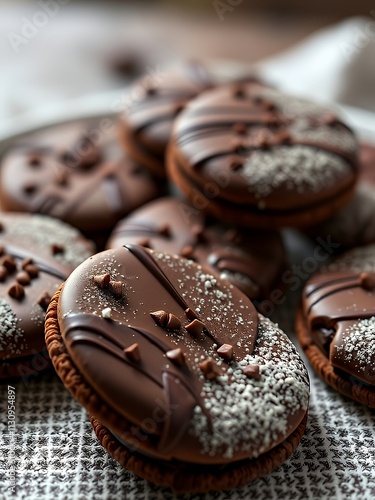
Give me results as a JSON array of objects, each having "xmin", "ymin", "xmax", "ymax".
[
  {"xmin": 58, "ymin": 245, "xmax": 309, "ymax": 465},
  {"xmin": 0, "ymin": 213, "xmax": 94, "ymax": 377},
  {"xmin": 167, "ymin": 82, "xmax": 358, "ymax": 226},
  {"xmin": 0, "ymin": 119, "xmax": 162, "ymax": 235},
  {"xmin": 106, "ymin": 196, "xmax": 287, "ymax": 302}
]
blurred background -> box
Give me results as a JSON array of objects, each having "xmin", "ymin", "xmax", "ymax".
[{"xmin": 1, "ymin": 0, "xmax": 375, "ymax": 138}]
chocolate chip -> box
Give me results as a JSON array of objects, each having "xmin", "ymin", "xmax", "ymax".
[
  {"xmin": 16, "ymin": 271, "xmax": 31, "ymax": 286},
  {"xmin": 8, "ymin": 283, "xmax": 25, "ymax": 300},
  {"xmin": 180, "ymin": 246, "xmax": 194, "ymax": 258},
  {"xmin": 108, "ymin": 280, "xmax": 126, "ymax": 299},
  {"xmin": 150, "ymin": 310, "xmax": 169, "ymax": 327},
  {"xmin": 24, "ymin": 264, "xmax": 39, "ymax": 279},
  {"xmin": 243, "ymin": 364, "xmax": 260, "ymax": 380},
  {"xmin": 200, "ymin": 358, "xmax": 220, "ymax": 380},
  {"xmin": 229, "ymin": 160, "xmax": 243, "ymax": 172},
  {"xmin": 217, "ymin": 343, "xmax": 233, "ymax": 361},
  {"xmin": 360, "ymin": 272, "xmax": 375, "ymax": 291},
  {"xmin": 0, "ymin": 265, "xmax": 7, "ymax": 282},
  {"xmin": 93, "ymin": 273, "xmax": 110, "ymax": 289},
  {"xmin": 21, "ymin": 258, "xmax": 33, "ymax": 269},
  {"xmin": 37, "ymin": 291, "xmax": 51, "ymax": 311},
  {"xmin": 159, "ymin": 224, "xmax": 171, "ymax": 238},
  {"xmin": 138, "ymin": 238, "xmax": 152, "ymax": 249},
  {"xmin": 185, "ymin": 319, "xmax": 205, "ymax": 338},
  {"xmin": 124, "ymin": 343, "xmax": 140, "ymax": 362},
  {"xmin": 0, "ymin": 256, "xmax": 16, "ymax": 273},
  {"xmin": 51, "ymin": 244, "xmax": 64, "ymax": 255},
  {"xmin": 232, "ymin": 123, "xmax": 247, "ymax": 135},
  {"xmin": 166, "ymin": 348, "xmax": 186, "ymax": 366},
  {"xmin": 166, "ymin": 313, "xmax": 181, "ymax": 331},
  {"xmin": 185, "ymin": 308, "xmax": 198, "ymax": 321}
]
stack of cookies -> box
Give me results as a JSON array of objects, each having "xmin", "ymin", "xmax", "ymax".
[{"xmin": 1, "ymin": 60, "xmax": 374, "ymax": 494}]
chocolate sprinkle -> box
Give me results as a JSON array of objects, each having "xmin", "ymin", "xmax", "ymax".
[
  {"xmin": 217, "ymin": 343, "xmax": 234, "ymax": 361},
  {"xmin": 166, "ymin": 348, "xmax": 185, "ymax": 366},
  {"xmin": 243, "ymin": 364, "xmax": 261, "ymax": 380},
  {"xmin": 93, "ymin": 274, "xmax": 111, "ymax": 289}
]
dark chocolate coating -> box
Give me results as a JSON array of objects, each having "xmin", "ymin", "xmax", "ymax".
[
  {"xmin": 106, "ymin": 196, "xmax": 287, "ymax": 302},
  {"xmin": 302, "ymin": 270, "xmax": 375, "ymax": 385},
  {"xmin": 58, "ymin": 245, "xmax": 309, "ymax": 465},
  {"xmin": 0, "ymin": 213, "xmax": 94, "ymax": 377},
  {"xmin": 0, "ymin": 119, "xmax": 162, "ymax": 237},
  {"xmin": 167, "ymin": 82, "xmax": 359, "ymax": 226},
  {"xmin": 118, "ymin": 61, "xmax": 213, "ymax": 177}
]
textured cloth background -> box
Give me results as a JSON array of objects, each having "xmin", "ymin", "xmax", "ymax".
[{"xmin": 1, "ymin": 282, "xmax": 375, "ymax": 500}]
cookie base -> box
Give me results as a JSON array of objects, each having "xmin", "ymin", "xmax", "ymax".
[
  {"xmin": 90, "ymin": 412, "xmax": 308, "ymax": 493},
  {"xmin": 296, "ymin": 307, "xmax": 375, "ymax": 408}
]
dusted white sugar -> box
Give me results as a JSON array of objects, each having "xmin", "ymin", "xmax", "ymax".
[
  {"xmin": 328, "ymin": 244, "xmax": 375, "ymax": 273},
  {"xmin": 190, "ymin": 317, "xmax": 309, "ymax": 459},
  {"xmin": 242, "ymin": 146, "xmax": 351, "ymax": 198},
  {"xmin": 101, "ymin": 307, "xmax": 112, "ymax": 319},
  {"xmin": 336, "ymin": 317, "xmax": 375, "ymax": 374},
  {"xmin": 0, "ymin": 298, "xmax": 26, "ymax": 357}
]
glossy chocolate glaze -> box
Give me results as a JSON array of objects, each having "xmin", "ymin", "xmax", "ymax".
[
  {"xmin": 106, "ymin": 197, "xmax": 287, "ymax": 302},
  {"xmin": 0, "ymin": 119, "xmax": 161, "ymax": 235},
  {"xmin": 118, "ymin": 61, "xmax": 213, "ymax": 176},
  {"xmin": 0, "ymin": 213, "xmax": 94, "ymax": 371},
  {"xmin": 302, "ymin": 270, "xmax": 375, "ymax": 385},
  {"xmin": 58, "ymin": 245, "xmax": 309, "ymax": 464},
  {"xmin": 168, "ymin": 82, "xmax": 358, "ymax": 214}
]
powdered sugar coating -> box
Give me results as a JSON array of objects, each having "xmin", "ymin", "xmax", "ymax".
[
  {"xmin": 242, "ymin": 146, "xmax": 351, "ymax": 198},
  {"xmin": 191, "ymin": 316, "xmax": 309, "ymax": 459},
  {"xmin": 328, "ymin": 244, "xmax": 375, "ymax": 272},
  {"xmin": 0, "ymin": 298, "xmax": 26, "ymax": 357}
]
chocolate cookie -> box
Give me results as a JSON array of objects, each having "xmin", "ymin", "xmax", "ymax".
[
  {"xmin": 106, "ymin": 196, "xmax": 287, "ymax": 304},
  {"xmin": 167, "ymin": 82, "xmax": 359, "ymax": 228},
  {"xmin": 0, "ymin": 118, "xmax": 162, "ymax": 246},
  {"xmin": 296, "ymin": 254, "xmax": 375, "ymax": 407},
  {"xmin": 0, "ymin": 213, "xmax": 94, "ymax": 380},
  {"xmin": 45, "ymin": 245, "xmax": 309, "ymax": 492},
  {"xmin": 118, "ymin": 61, "xmax": 213, "ymax": 178}
]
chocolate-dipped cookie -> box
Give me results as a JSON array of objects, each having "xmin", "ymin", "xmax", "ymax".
[
  {"xmin": 0, "ymin": 213, "xmax": 94, "ymax": 380},
  {"xmin": 296, "ymin": 247, "xmax": 375, "ymax": 407},
  {"xmin": 46, "ymin": 245, "xmax": 309, "ymax": 492},
  {"xmin": 0, "ymin": 118, "xmax": 162, "ymax": 246},
  {"xmin": 167, "ymin": 82, "xmax": 359, "ymax": 229},
  {"xmin": 106, "ymin": 196, "xmax": 287, "ymax": 304},
  {"xmin": 118, "ymin": 61, "xmax": 213, "ymax": 178}
]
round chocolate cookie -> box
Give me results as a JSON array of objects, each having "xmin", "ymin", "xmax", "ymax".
[
  {"xmin": 106, "ymin": 196, "xmax": 288, "ymax": 304},
  {"xmin": 167, "ymin": 82, "xmax": 359, "ymax": 229},
  {"xmin": 0, "ymin": 213, "xmax": 94, "ymax": 380},
  {"xmin": 118, "ymin": 61, "xmax": 213, "ymax": 178},
  {"xmin": 45, "ymin": 245, "xmax": 309, "ymax": 492},
  {"xmin": 0, "ymin": 118, "xmax": 162, "ymax": 246},
  {"xmin": 296, "ymin": 247, "xmax": 375, "ymax": 407}
]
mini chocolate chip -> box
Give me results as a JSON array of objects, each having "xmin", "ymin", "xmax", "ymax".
[
  {"xmin": 0, "ymin": 256, "xmax": 16, "ymax": 273},
  {"xmin": 185, "ymin": 308, "xmax": 199, "ymax": 321},
  {"xmin": 37, "ymin": 291, "xmax": 51, "ymax": 311},
  {"xmin": 24, "ymin": 264, "xmax": 39, "ymax": 279},
  {"xmin": 185, "ymin": 319, "xmax": 205, "ymax": 338},
  {"xmin": 8, "ymin": 283, "xmax": 25, "ymax": 300},
  {"xmin": 229, "ymin": 160, "xmax": 243, "ymax": 172},
  {"xmin": 124, "ymin": 343, "xmax": 140, "ymax": 362},
  {"xmin": 166, "ymin": 348, "xmax": 185, "ymax": 366},
  {"xmin": 16, "ymin": 271, "xmax": 31, "ymax": 286},
  {"xmin": 360, "ymin": 272, "xmax": 375, "ymax": 291},
  {"xmin": 180, "ymin": 246, "xmax": 194, "ymax": 259},
  {"xmin": 108, "ymin": 280, "xmax": 126, "ymax": 299},
  {"xmin": 138, "ymin": 238, "xmax": 152, "ymax": 249},
  {"xmin": 0, "ymin": 265, "xmax": 7, "ymax": 282},
  {"xmin": 200, "ymin": 358, "xmax": 220, "ymax": 380},
  {"xmin": 159, "ymin": 224, "xmax": 171, "ymax": 238},
  {"xmin": 217, "ymin": 344, "xmax": 234, "ymax": 361},
  {"xmin": 166, "ymin": 313, "xmax": 181, "ymax": 331},
  {"xmin": 150, "ymin": 310, "xmax": 169, "ymax": 326},
  {"xmin": 51, "ymin": 244, "xmax": 64, "ymax": 255},
  {"xmin": 21, "ymin": 258, "xmax": 33, "ymax": 269},
  {"xmin": 93, "ymin": 274, "xmax": 111, "ymax": 289},
  {"xmin": 243, "ymin": 364, "xmax": 260, "ymax": 380},
  {"xmin": 232, "ymin": 123, "xmax": 247, "ymax": 135},
  {"xmin": 23, "ymin": 185, "xmax": 37, "ymax": 196}
]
